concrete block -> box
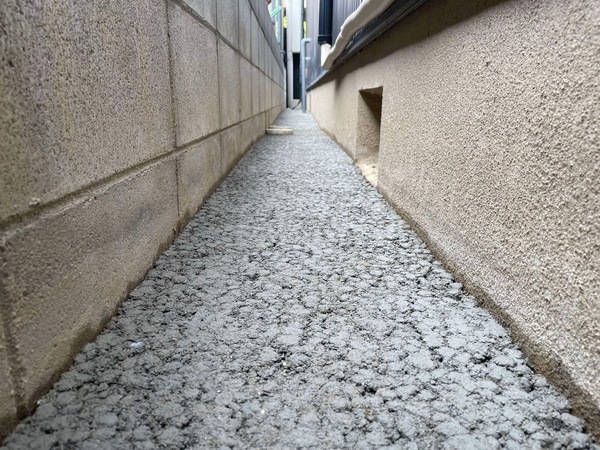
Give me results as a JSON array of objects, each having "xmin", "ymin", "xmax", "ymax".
[
  {"xmin": 252, "ymin": 66, "xmax": 261, "ymax": 116},
  {"xmin": 279, "ymin": 86, "xmax": 285, "ymax": 106},
  {"xmin": 259, "ymin": 38, "xmax": 266, "ymax": 73},
  {"xmin": 216, "ymin": 0, "xmax": 239, "ymax": 48},
  {"xmin": 268, "ymin": 53, "xmax": 275, "ymax": 80},
  {"xmin": 252, "ymin": 113, "xmax": 266, "ymax": 142},
  {"xmin": 260, "ymin": 72, "xmax": 266, "ymax": 112},
  {"xmin": 238, "ymin": 0, "xmax": 252, "ymax": 59},
  {"xmin": 258, "ymin": 112, "xmax": 266, "ymax": 131},
  {"xmin": 183, "ymin": 0, "xmax": 217, "ymax": 27},
  {"xmin": 266, "ymin": 78, "xmax": 273, "ymax": 109},
  {"xmin": 1, "ymin": 160, "xmax": 178, "ymax": 409},
  {"xmin": 250, "ymin": 0, "xmax": 262, "ymax": 17},
  {"xmin": 271, "ymin": 80, "xmax": 278, "ymax": 109},
  {"xmin": 169, "ymin": 1, "xmax": 219, "ymax": 146},
  {"xmin": 177, "ymin": 136, "xmax": 222, "ymax": 222},
  {"xmin": 0, "ymin": 322, "xmax": 17, "ymax": 440},
  {"xmin": 258, "ymin": 0, "xmax": 268, "ymax": 35},
  {"xmin": 272, "ymin": 32, "xmax": 279, "ymax": 58},
  {"xmin": 221, "ymin": 125, "xmax": 243, "ymax": 173},
  {"xmin": 276, "ymin": 57, "xmax": 283, "ymax": 81},
  {"xmin": 275, "ymin": 58, "xmax": 280, "ymax": 78},
  {"xmin": 267, "ymin": 107, "xmax": 277, "ymax": 126},
  {"xmin": 240, "ymin": 115, "xmax": 264, "ymax": 151},
  {"xmin": 240, "ymin": 58, "xmax": 253, "ymax": 121},
  {"xmin": 251, "ymin": 12, "xmax": 260, "ymax": 66},
  {"xmin": 0, "ymin": 0, "xmax": 173, "ymax": 222},
  {"xmin": 218, "ymin": 40, "xmax": 241, "ymax": 128},
  {"xmin": 267, "ymin": 30, "xmax": 274, "ymax": 55},
  {"xmin": 240, "ymin": 118, "xmax": 254, "ymax": 152}
]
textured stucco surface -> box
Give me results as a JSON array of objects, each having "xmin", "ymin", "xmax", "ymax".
[
  {"xmin": 0, "ymin": 325, "xmax": 17, "ymax": 439},
  {"xmin": 309, "ymin": 0, "xmax": 600, "ymax": 437},
  {"xmin": 0, "ymin": 0, "xmax": 173, "ymax": 222},
  {"xmin": 169, "ymin": 1, "xmax": 220, "ymax": 146},
  {"xmin": 0, "ymin": 0, "xmax": 285, "ymax": 438},
  {"xmin": 310, "ymin": 72, "xmax": 358, "ymax": 157}
]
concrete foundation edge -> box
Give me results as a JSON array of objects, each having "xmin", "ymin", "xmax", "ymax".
[{"xmin": 376, "ymin": 184, "xmax": 600, "ymax": 440}]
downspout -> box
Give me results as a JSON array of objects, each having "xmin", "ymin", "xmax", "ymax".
[
  {"xmin": 301, "ymin": 37, "xmax": 311, "ymax": 113},
  {"xmin": 322, "ymin": 0, "xmax": 396, "ymax": 70}
]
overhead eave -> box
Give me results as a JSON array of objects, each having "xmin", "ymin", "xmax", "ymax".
[{"xmin": 308, "ymin": 0, "xmax": 430, "ymax": 90}]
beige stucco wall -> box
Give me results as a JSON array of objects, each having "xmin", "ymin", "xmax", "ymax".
[
  {"xmin": 309, "ymin": 0, "xmax": 599, "ymax": 437},
  {"xmin": 0, "ymin": 0, "xmax": 285, "ymax": 438}
]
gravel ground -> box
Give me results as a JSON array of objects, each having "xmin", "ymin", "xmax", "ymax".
[{"xmin": 3, "ymin": 110, "xmax": 598, "ymax": 449}]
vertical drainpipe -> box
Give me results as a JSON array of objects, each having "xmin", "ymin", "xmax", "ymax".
[{"xmin": 301, "ymin": 38, "xmax": 311, "ymax": 113}]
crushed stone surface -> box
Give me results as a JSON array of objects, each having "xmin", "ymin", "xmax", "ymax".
[{"xmin": 3, "ymin": 110, "xmax": 598, "ymax": 449}]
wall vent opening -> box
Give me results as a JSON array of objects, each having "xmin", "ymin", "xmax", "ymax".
[{"xmin": 356, "ymin": 87, "xmax": 383, "ymax": 186}]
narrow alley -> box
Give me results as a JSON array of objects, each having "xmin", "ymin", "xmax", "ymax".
[{"xmin": 2, "ymin": 111, "xmax": 596, "ymax": 449}]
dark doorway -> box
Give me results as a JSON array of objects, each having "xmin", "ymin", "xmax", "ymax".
[{"xmin": 292, "ymin": 53, "xmax": 301, "ymax": 99}]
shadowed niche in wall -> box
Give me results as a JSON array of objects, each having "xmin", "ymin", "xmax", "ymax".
[{"xmin": 355, "ymin": 87, "xmax": 383, "ymax": 187}]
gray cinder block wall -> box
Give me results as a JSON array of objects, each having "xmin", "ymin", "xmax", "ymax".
[
  {"xmin": 308, "ymin": 0, "xmax": 600, "ymax": 438},
  {"xmin": 0, "ymin": 0, "xmax": 285, "ymax": 437}
]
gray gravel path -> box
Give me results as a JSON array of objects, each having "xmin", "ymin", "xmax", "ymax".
[{"xmin": 3, "ymin": 110, "xmax": 598, "ymax": 449}]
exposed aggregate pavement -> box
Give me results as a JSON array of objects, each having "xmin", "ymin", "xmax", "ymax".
[{"xmin": 2, "ymin": 110, "xmax": 598, "ymax": 449}]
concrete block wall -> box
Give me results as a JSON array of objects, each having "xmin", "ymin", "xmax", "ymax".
[
  {"xmin": 0, "ymin": 0, "xmax": 285, "ymax": 438},
  {"xmin": 308, "ymin": 0, "xmax": 600, "ymax": 438}
]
